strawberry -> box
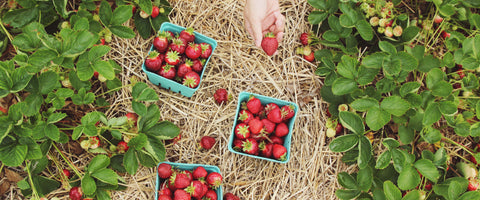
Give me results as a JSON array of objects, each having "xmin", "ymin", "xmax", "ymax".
[
  {"xmin": 151, "ymin": 6, "xmax": 159, "ymax": 18},
  {"xmin": 185, "ymin": 43, "xmax": 202, "ymax": 60},
  {"xmin": 270, "ymin": 135, "xmax": 284, "ymax": 145},
  {"xmin": 224, "ymin": 193, "xmax": 240, "ymax": 200},
  {"xmin": 468, "ymin": 178, "xmax": 479, "ymax": 191},
  {"xmin": 261, "ymin": 118, "xmax": 276, "ymax": 134},
  {"xmin": 169, "ymin": 38, "xmax": 186, "ymax": 54},
  {"xmin": 200, "ymin": 43, "xmax": 213, "ymax": 59},
  {"xmin": 457, "ymin": 70, "xmax": 465, "ymax": 79},
  {"xmin": 234, "ymin": 123, "xmax": 250, "ymax": 139},
  {"xmin": 173, "ymin": 173, "xmax": 191, "ymax": 189},
  {"xmin": 238, "ymin": 110, "xmax": 254, "ymax": 123},
  {"xmin": 246, "ymin": 96, "xmax": 262, "ymax": 114},
  {"xmin": 265, "ymin": 103, "xmax": 280, "ymax": 114},
  {"xmin": 69, "ymin": 187, "xmax": 83, "ymax": 200},
  {"xmin": 386, "ymin": 20, "xmax": 393, "ymax": 27},
  {"xmin": 434, "ymin": 15, "xmax": 443, "ymax": 24},
  {"xmin": 326, "ymin": 128, "xmax": 336, "ymax": 138},
  {"xmin": 158, "ymin": 163, "xmax": 173, "ymax": 179},
  {"xmin": 174, "ymin": 189, "xmax": 191, "ymax": 200},
  {"xmin": 183, "ymin": 71, "xmax": 200, "ymax": 88},
  {"xmin": 191, "ymin": 59, "xmax": 204, "ymax": 73},
  {"xmin": 166, "ymin": 31, "xmax": 175, "ymax": 39},
  {"xmin": 336, "ymin": 123, "xmax": 344, "ymax": 134},
  {"xmin": 165, "ymin": 51, "xmax": 180, "ymax": 66},
  {"xmin": 242, "ymin": 138, "xmax": 259, "ymax": 155},
  {"xmin": 131, "ymin": 5, "xmax": 136, "ymax": 14},
  {"xmin": 200, "ymin": 136, "xmax": 216, "ymax": 150},
  {"xmin": 117, "ymin": 141, "xmax": 129, "ymax": 153},
  {"xmin": 158, "ymin": 194, "xmax": 172, "ymax": 200},
  {"xmin": 274, "ymin": 122, "xmax": 289, "ymax": 137},
  {"xmin": 425, "ymin": 182, "xmax": 432, "ymax": 190},
  {"xmin": 267, "ymin": 107, "xmax": 283, "ymax": 123},
  {"xmin": 213, "ymin": 88, "xmax": 230, "ymax": 105},
  {"xmin": 192, "ymin": 166, "xmax": 208, "ymax": 180},
  {"xmin": 145, "ymin": 51, "xmax": 163, "ymax": 72},
  {"xmin": 304, "ymin": 52, "xmax": 315, "ymax": 62},
  {"xmin": 185, "ymin": 180, "xmax": 204, "ymax": 198},
  {"xmin": 206, "ymin": 172, "xmax": 222, "ymax": 188},
  {"xmin": 442, "ymin": 31, "xmax": 451, "ymax": 39},
  {"xmin": 281, "ymin": 105, "xmax": 295, "ymax": 121},
  {"xmin": 62, "ymin": 169, "xmax": 71, "ymax": 178},
  {"xmin": 470, "ymin": 155, "xmax": 478, "ymax": 165},
  {"xmin": 232, "ymin": 138, "xmax": 244, "ymax": 151},
  {"xmin": 272, "ymin": 144, "xmax": 287, "ymax": 161},
  {"xmin": 300, "ymin": 33, "xmax": 310, "ymax": 46},
  {"xmin": 89, "ymin": 136, "xmax": 100, "ymax": 149},
  {"xmin": 248, "ymin": 118, "xmax": 264, "ymax": 135},
  {"xmin": 179, "ymin": 27, "xmax": 195, "ymax": 43},
  {"xmin": 204, "ymin": 190, "xmax": 218, "ymax": 200},
  {"xmin": 453, "ymin": 83, "xmax": 462, "ymax": 89},
  {"xmin": 158, "ymin": 186, "xmax": 172, "ymax": 196},
  {"xmin": 0, "ymin": 106, "xmax": 7, "ymax": 114},
  {"xmin": 200, "ymin": 182, "xmax": 209, "ymax": 197},
  {"xmin": 126, "ymin": 112, "xmax": 138, "ymax": 124},
  {"xmin": 183, "ymin": 170, "xmax": 193, "ymax": 182},
  {"xmin": 93, "ymin": 71, "xmax": 99, "ymax": 78},
  {"xmin": 140, "ymin": 10, "xmax": 149, "ymax": 18},
  {"xmin": 177, "ymin": 59, "xmax": 193, "ymax": 78},
  {"xmin": 259, "ymin": 141, "xmax": 273, "ymax": 158},
  {"xmin": 154, "ymin": 32, "xmax": 171, "ymax": 53},
  {"xmin": 261, "ymin": 32, "xmax": 278, "ymax": 56},
  {"xmin": 159, "ymin": 64, "xmax": 176, "ymax": 80}
]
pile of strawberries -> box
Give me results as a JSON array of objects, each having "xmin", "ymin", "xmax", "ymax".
[
  {"xmin": 296, "ymin": 32, "xmax": 317, "ymax": 63},
  {"xmin": 144, "ymin": 28, "xmax": 213, "ymax": 88},
  {"xmin": 232, "ymin": 96, "xmax": 295, "ymax": 161},
  {"xmin": 157, "ymin": 163, "xmax": 222, "ymax": 200}
]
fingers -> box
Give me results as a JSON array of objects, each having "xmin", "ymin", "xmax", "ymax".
[
  {"xmin": 251, "ymin": 21, "xmax": 264, "ymax": 47},
  {"xmin": 273, "ymin": 12, "xmax": 285, "ymax": 43}
]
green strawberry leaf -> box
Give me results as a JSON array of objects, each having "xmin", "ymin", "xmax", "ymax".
[
  {"xmin": 397, "ymin": 165, "xmax": 421, "ymax": 190},
  {"xmin": 329, "ymin": 134, "xmax": 359, "ymax": 152},
  {"xmin": 384, "ymin": 181, "xmax": 402, "ymax": 200}
]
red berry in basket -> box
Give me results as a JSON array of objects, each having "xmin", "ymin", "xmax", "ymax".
[
  {"xmin": 267, "ymin": 107, "xmax": 283, "ymax": 123},
  {"xmin": 69, "ymin": 187, "xmax": 83, "ymax": 200},
  {"xmin": 259, "ymin": 141, "xmax": 273, "ymax": 158},
  {"xmin": 183, "ymin": 71, "xmax": 200, "ymax": 88},
  {"xmin": 169, "ymin": 38, "xmax": 186, "ymax": 54},
  {"xmin": 158, "ymin": 194, "xmax": 172, "ymax": 200},
  {"xmin": 270, "ymin": 135, "xmax": 284, "ymax": 145},
  {"xmin": 180, "ymin": 27, "xmax": 195, "ymax": 43},
  {"xmin": 200, "ymin": 136, "xmax": 216, "ymax": 150},
  {"xmin": 174, "ymin": 189, "xmax": 191, "ymax": 200},
  {"xmin": 177, "ymin": 59, "xmax": 193, "ymax": 78},
  {"xmin": 145, "ymin": 51, "xmax": 163, "ymax": 72},
  {"xmin": 158, "ymin": 187, "xmax": 172, "ymax": 196},
  {"xmin": 165, "ymin": 51, "xmax": 180, "ymax": 65},
  {"xmin": 185, "ymin": 180, "xmax": 204, "ymax": 198},
  {"xmin": 214, "ymin": 88, "xmax": 229, "ymax": 105},
  {"xmin": 205, "ymin": 190, "xmax": 218, "ymax": 200},
  {"xmin": 206, "ymin": 172, "xmax": 222, "ymax": 188},
  {"xmin": 151, "ymin": 6, "xmax": 159, "ymax": 18},
  {"xmin": 242, "ymin": 138, "xmax": 259, "ymax": 155},
  {"xmin": 261, "ymin": 118, "xmax": 276, "ymax": 134},
  {"xmin": 117, "ymin": 141, "xmax": 129, "ymax": 153},
  {"xmin": 304, "ymin": 51, "xmax": 315, "ymax": 62},
  {"xmin": 261, "ymin": 32, "xmax": 278, "ymax": 56},
  {"xmin": 159, "ymin": 64, "xmax": 176, "ymax": 80},
  {"xmin": 248, "ymin": 118, "xmax": 264, "ymax": 135},
  {"xmin": 200, "ymin": 43, "xmax": 212, "ymax": 59},
  {"xmin": 275, "ymin": 122, "xmax": 289, "ymax": 137},
  {"xmin": 183, "ymin": 170, "xmax": 193, "ymax": 182},
  {"xmin": 192, "ymin": 166, "xmax": 208, "ymax": 180},
  {"xmin": 265, "ymin": 103, "xmax": 280, "ymax": 114},
  {"xmin": 63, "ymin": 169, "xmax": 71, "ymax": 178},
  {"xmin": 232, "ymin": 138, "xmax": 244, "ymax": 151},
  {"xmin": 173, "ymin": 173, "xmax": 191, "ymax": 189},
  {"xmin": 154, "ymin": 32, "xmax": 170, "ymax": 53},
  {"xmin": 281, "ymin": 105, "xmax": 295, "ymax": 121},
  {"xmin": 224, "ymin": 193, "xmax": 240, "ymax": 200},
  {"xmin": 234, "ymin": 123, "xmax": 250, "ymax": 139},
  {"xmin": 158, "ymin": 163, "xmax": 173, "ymax": 179},
  {"xmin": 191, "ymin": 59, "xmax": 204, "ymax": 73},
  {"xmin": 246, "ymin": 96, "xmax": 262, "ymax": 114},
  {"xmin": 272, "ymin": 144, "xmax": 287, "ymax": 161},
  {"xmin": 238, "ymin": 110, "xmax": 254, "ymax": 123},
  {"xmin": 185, "ymin": 43, "xmax": 202, "ymax": 60}
]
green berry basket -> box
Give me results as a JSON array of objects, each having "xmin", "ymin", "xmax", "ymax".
[
  {"xmin": 227, "ymin": 92, "xmax": 299, "ymax": 164},
  {"xmin": 155, "ymin": 162, "xmax": 223, "ymax": 200},
  {"xmin": 142, "ymin": 22, "xmax": 217, "ymax": 97}
]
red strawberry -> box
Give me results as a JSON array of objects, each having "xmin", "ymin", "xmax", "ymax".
[
  {"xmin": 204, "ymin": 190, "xmax": 218, "ymax": 200},
  {"xmin": 200, "ymin": 43, "xmax": 213, "ymax": 59},
  {"xmin": 441, "ymin": 31, "xmax": 451, "ymax": 39},
  {"xmin": 185, "ymin": 43, "xmax": 202, "ymax": 60},
  {"xmin": 425, "ymin": 182, "xmax": 432, "ymax": 190},
  {"xmin": 214, "ymin": 88, "xmax": 230, "ymax": 104},
  {"xmin": 336, "ymin": 123, "xmax": 344, "ymax": 134},
  {"xmin": 174, "ymin": 189, "xmax": 191, "ymax": 200},
  {"xmin": 126, "ymin": 112, "xmax": 138, "ymax": 123},
  {"xmin": 304, "ymin": 52, "xmax": 315, "ymax": 62},
  {"xmin": 224, "ymin": 193, "xmax": 240, "ymax": 200},
  {"xmin": 386, "ymin": 20, "xmax": 393, "ymax": 27},
  {"xmin": 158, "ymin": 187, "xmax": 172, "ymax": 196},
  {"xmin": 300, "ymin": 33, "xmax": 310, "ymax": 46},
  {"xmin": 145, "ymin": 51, "xmax": 163, "ymax": 72},
  {"xmin": 468, "ymin": 178, "xmax": 479, "ymax": 191},
  {"xmin": 180, "ymin": 27, "xmax": 195, "ymax": 43},
  {"xmin": 265, "ymin": 103, "xmax": 280, "ymax": 114},
  {"xmin": 457, "ymin": 70, "xmax": 465, "ymax": 79},
  {"xmin": 131, "ymin": 5, "xmax": 136, "ymax": 14},
  {"xmin": 261, "ymin": 119, "xmax": 276, "ymax": 134},
  {"xmin": 173, "ymin": 173, "xmax": 191, "ymax": 189},
  {"xmin": 154, "ymin": 32, "xmax": 171, "ymax": 53},
  {"xmin": 117, "ymin": 141, "xmax": 129, "ymax": 153},
  {"xmin": 93, "ymin": 71, "xmax": 99, "ymax": 78},
  {"xmin": 192, "ymin": 166, "xmax": 208, "ymax": 180},
  {"xmin": 183, "ymin": 71, "xmax": 200, "ymax": 88},
  {"xmin": 259, "ymin": 141, "xmax": 273, "ymax": 158},
  {"xmin": 269, "ymin": 135, "xmax": 284, "ymax": 145},
  {"xmin": 191, "ymin": 59, "xmax": 204, "ymax": 73},
  {"xmin": 159, "ymin": 64, "xmax": 176, "ymax": 80},
  {"xmin": 158, "ymin": 194, "xmax": 172, "ymax": 200},
  {"xmin": 453, "ymin": 83, "xmax": 462, "ymax": 89},
  {"xmin": 232, "ymin": 138, "xmax": 244, "ymax": 151},
  {"xmin": 281, "ymin": 105, "xmax": 295, "ymax": 121},
  {"xmin": 63, "ymin": 169, "xmax": 71, "ymax": 178},
  {"xmin": 206, "ymin": 172, "xmax": 222, "ymax": 188},
  {"xmin": 267, "ymin": 107, "xmax": 283, "ymax": 123},
  {"xmin": 200, "ymin": 136, "xmax": 216, "ymax": 150},
  {"xmin": 166, "ymin": 31, "xmax": 175, "ymax": 39},
  {"xmin": 235, "ymin": 123, "xmax": 250, "ymax": 139},
  {"xmin": 238, "ymin": 110, "xmax": 254, "ymax": 123},
  {"xmin": 261, "ymin": 32, "xmax": 278, "ymax": 56},
  {"xmin": 158, "ymin": 163, "xmax": 173, "ymax": 179},
  {"xmin": 89, "ymin": 136, "xmax": 100, "ymax": 149},
  {"xmin": 183, "ymin": 170, "xmax": 193, "ymax": 182},
  {"xmin": 200, "ymin": 182, "xmax": 209, "ymax": 197},
  {"xmin": 470, "ymin": 155, "xmax": 478, "ymax": 165},
  {"xmin": 185, "ymin": 180, "xmax": 204, "ymax": 198},
  {"xmin": 165, "ymin": 51, "xmax": 180, "ymax": 66},
  {"xmin": 248, "ymin": 118, "xmax": 264, "ymax": 135},
  {"xmin": 69, "ymin": 187, "xmax": 83, "ymax": 200},
  {"xmin": 272, "ymin": 144, "xmax": 287, "ymax": 161},
  {"xmin": 169, "ymin": 38, "xmax": 186, "ymax": 54},
  {"xmin": 274, "ymin": 122, "xmax": 289, "ymax": 137},
  {"xmin": 151, "ymin": 6, "xmax": 159, "ymax": 18},
  {"xmin": 242, "ymin": 138, "xmax": 259, "ymax": 155},
  {"xmin": 434, "ymin": 15, "xmax": 443, "ymax": 24},
  {"xmin": 177, "ymin": 59, "xmax": 193, "ymax": 78},
  {"xmin": 246, "ymin": 96, "xmax": 262, "ymax": 114}
]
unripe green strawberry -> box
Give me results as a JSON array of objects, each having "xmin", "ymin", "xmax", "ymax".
[
  {"xmin": 393, "ymin": 26, "xmax": 403, "ymax": 37},
  {"xmin": 370, "ymin": 17, "xmax": 379, "ymax": 26},
  {"xmin": 385, "ymin": 27, "xmax": 393, "ymax": 37}
]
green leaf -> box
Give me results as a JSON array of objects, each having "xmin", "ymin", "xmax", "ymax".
[
  {"xmin": 384, "ymin": 181, "xmax": 402, "ymax": 200},
  {"xmin": 397, "ymin": 165, "xmax": 421, "ymax": 190},
  {"xmin": 422, "ymin": 126, "xmax": 442, "ymax": 144},
  {"xmin": 380, "ymin": 96, "xmax": 410, "ymax": 117},
  {"xmin": 401, "ymin": 26, "xmax": 420, "ymax": 42},
  {"xmin": 350, "ymin": 98, "xmax": 379, "ymax": 111},
  {"xmin": 132, "ymin": 101, "xmax": 147, "ymax": 116},
  {"xmin": 363, "ymin": 52, "xmax": 387, "ymax": 69},
  {"xmin": 81, "ymin": 174, "xmax": 96, "ymax": 195},
  {"xmin": 132, "ymin": 82, "xmax": 159, "ymax": 102},
  {"xmin": 144, "ymin": 135, "xmax": 166, "ymax": 162},
  {"xmin": 379, "ymin": 41, "xmax": 397, "ymax": 54},
  {"xmin": 99, "ymin": 0, "xmax": 113, "ymax": 26},
  {"xmin": 109, "ymin": 26, "xmax": 135, "ymax": 38},
  {"xmin": 433, "ymin": 147, "xmax": 447, "ymax": 166},
  {"xmin": 88, "ymin": 45, "xmax": 111, "ymax": 60},
  {"xmin": 88, "ymin": 155, "xmax": 110, "ymax": 173},
  {"xmin": 38, "ymin": 71, "xmax": 59, "ymax": 95},
  {"xmin": 92, "ymin": 168, "xmax": 118, "ymax": 185},
  {"xmin": 308, "ymin": 11, "xmax": 328, "ymax": 24},
  {"xmin": 438, "ymin": 101, "xmax": 458, "ymax": 115},
  {"xmin": 399, "ymin": 82, "xmax": 421, "ymax": 97},
  {"xmin": 448, "ymin": 181, "xmax": 464, "ymax": 200},
  {"xmin": 93, "ymin": 61, "xmax": 115, "ymax": 80},
  {"xmin": 358, "ymin": 136, "xmax": 372, "ymax": 169},
  {"xmin": 382, "ymin": 138, "xmax": 400, "ymax": 150},
  {"xmin": 366, "ymin": 107, "xmax": 390, "ymax": 131},
  {"xmin": 455, "ymin": 122, "xmax": 471, "ymax": 137},
  {"xmin": 391, "ymin": 149, "xmax": 406, "ymax": 173},
  {"xmin": 383, "ymin": 56, "xmax": 402, "ymax": 76},
  {"xmin": 3, "ymin": 7, "xmax": 39, "ymax": 28},
  {"xmin": 0, "ymin": 138, "xmax": 27, "ymax": 167},
  {"xmin": 357, "ymin": 166, "xmax": 373, "ymax": 191},
  {"xmin": 402, "ymin": 190, "xmax": 420, "ymax": 200},
  {"xmin": 53, "ymin": 0, "xmax": 70, "ymax": 18},
  {"xmin": 398, "ymin": 125, "xmax": 414, "ymax": 144},
  {"xmin": 423, "ymin": 103, "xmax": 441, "ymax": 126},
  {"xmin": 414, "ymin": 159, "xmax": 440, "ymax": 182},
  {"xmin": 73, "ymin": 17, "xmax": 89, "ymax": 31},
  {"xmin": 375, "ymin": 150, "xmax": 391, "ymax": 169},
  {"xmin": 431, "ymin": 81, "xmax": 453, "ymax": 97},
  {"xmin": 138, "ymin": 0, "xmax": 153, "ymax": 15},
  {"xmin": 418, "ymin": 55, "xmax": 440, "ymax": 73},
  {"xmin": 335, "ymin": 189, "xmax": 361, "ymax": 200},
  {"xmin": 395, "ymin": 52, "xmax": 418, "ymax": 71},
  {"xmin": 72, "ymin": 88, "xmax": 95, "ymax": 105},
  {"xmin": 356, "ymin": 66, "xmax": 379, "ymax": 85},
  {"xmin": 45, "ymin": 124, "xmax": 60, "ymax": 141},
  {"xmin": 144, "ymin": 121, "xmax": 180, "ymax": 140},
  {"xmin": 329, "ymin": 134, "xmax": 359, "ymax": 152},
  {"xmin": 28, "ymin": 49, "xmax": 58, "ymax": 73},
  {"xmin": 337, "ymin": 55, "xmax": 358, "ymax": 79},
  {"xmin": 356, "ymin": 19, "xmax": 373, "ymax": 41},
  {"xmin": 307, "ymin": 0, "xmax": 326, "ymax": 9},
  {"xmin": 47, "ymin": 113, "xmax": 67, "ymax": 124},
  {"xmin": 134, "ymin": 12, "xmax": 152, "ymax": 39},
  {"xmin": 376, "ymin": 78, "xmax": 395, "ymax": 93},
  {"xmin": 471, "ymin": 123, "xmax": 480, "ymax": 137},
  {"xmin": 337, "ymin": 172, "xmax": 358, "ymax": 190},
  {"xmin": 123, "ymin": 148, "xmax": 138, "ymax": 175},
  {"xmin": 323, "ymin": 30, "xmax": 340, "ymax": 42},
  {"xmin": 111, "ymin": 5, "xmax": 133, "ymax": 26},
  {"xmin": 339, "ymin": 111, "xmax": 365, "ymax": 135},
  {"xmin": 332, "ymin": 78, "xmax": 357, "ymax": 95},
  {"xmin": 128, "ymin": 134, "xmax": 148, "ymax": 150},
  {"xmin": 458, "ymin": 191, "xmax": 480, "ymax": 200}
]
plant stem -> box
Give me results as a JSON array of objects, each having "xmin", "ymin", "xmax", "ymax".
[
  {"xmin": 52, "ymin": 143, "xmax": 83, "ymax": 178},
  {"xmin": 25, "ymin": 161, "xmax": 40, "ymax": 200},
  {"xmin": 0, "ymin": 18, "xmax": 18, "ymax": 53},
  {"xmin": 442, "ymin": 136, "xmax": 474, "ymax": 156}
]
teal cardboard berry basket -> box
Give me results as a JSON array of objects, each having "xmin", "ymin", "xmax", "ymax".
[
  {"xmin": 142, "ymin": 22, "xmax": 217, "ymax": 97},
  {"xmin": 155, "ymin": 162, "xmax": 223, "ymax": 200},
  {"xmin": 227, "ymin": 92, "xmax": 299, "ymax": 164}
]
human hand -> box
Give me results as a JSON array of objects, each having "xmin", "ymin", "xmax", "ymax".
[{"xmin": 244, "ymin": 0, "xmax": 285, "ymax": 48}]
